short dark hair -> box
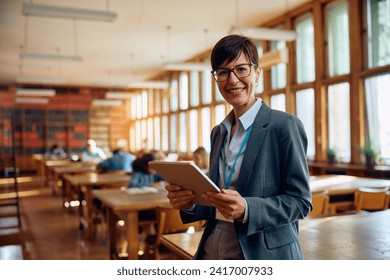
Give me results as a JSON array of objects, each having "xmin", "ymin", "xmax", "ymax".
[{"xmin": 210, "ymin": 34, "xmax": 259, "ymax": 71}]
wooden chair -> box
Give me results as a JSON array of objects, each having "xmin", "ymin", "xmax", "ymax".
[
  {"xmin": 146, "ymin": 207, "xmax": 204, "ymax": 259},
  {"xmin": 354, "ymin": 187, "xmax": 390, "ymax": 214},
  {"xmin": 308, "ymin": 191, "xmax": 330, "ymax": 217}
]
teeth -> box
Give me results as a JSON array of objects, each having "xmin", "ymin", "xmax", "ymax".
[{"xmin": 229, "ymin": 88, "xmax": 243, "ymax": 93}]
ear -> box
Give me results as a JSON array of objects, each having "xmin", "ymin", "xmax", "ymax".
[{"xmin": 255, "ymin": 66, "xmax": 262, "ymax": 82}]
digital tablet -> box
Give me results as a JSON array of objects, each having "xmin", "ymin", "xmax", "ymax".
[{"xmin": 148, "ymin": 161, "xmax": 220, "ymax": 206}]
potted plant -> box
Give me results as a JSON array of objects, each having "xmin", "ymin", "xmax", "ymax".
[
  {"xmin": 326, "ymin": 146, "xmax": 337, "ymax": 164},
  {"xmin": 359, "ymin": 139, "xmax": 379, "ymax": 167}
]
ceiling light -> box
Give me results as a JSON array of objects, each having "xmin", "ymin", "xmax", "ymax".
[
  {"xmin": 92, "ymin": 99, "xmax": 123, "ymax": 106},
  {"xmin": 105, "ymin": 92, "xmax": 132, "ymax": 99},
  {"xmin": 20, "ymin": 52, "xmax": 82, "ymax": 61},
  {"xmin": 17, "ymin": 76, "xmax": 65, "ymax": 84},
  {"xmin": 16, "ymin": 97, "xmax": 49, "ymax": 104},
  {"xmin": 127, "ymin": 81, "xmax": 169, "ymax": 89},
  {"xmin": 259, "ymin": 48, "xmax": 289, "ymax": 69},
  {"xmin": 164, "ymin": 63, "xmax": 211, "ymax": 71},
  {"xmin": 23, "ymin": 3, "xmax": 117, "ymax": 22},
  {"xmin": 16, "ymin": 88, "xmax": 56, "ymax": 97},
  {"xmin": 230, "ymin": 26, "xmax": 296, "ymax": 41}
]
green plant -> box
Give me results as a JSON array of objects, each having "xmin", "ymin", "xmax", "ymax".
[
  {"xmin": 359, "ymin": 139, "xmax": 379, "ymax": 159},
  {"xmin": 326, "ymin": 146, "xmax": 337, "ymax": 157}
]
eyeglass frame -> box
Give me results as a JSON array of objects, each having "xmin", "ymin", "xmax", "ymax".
[{"xmin": 211, "ymin": 63, "xmax": 258, "ymax": 82}]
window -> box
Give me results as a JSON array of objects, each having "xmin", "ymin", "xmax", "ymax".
[
  {"xmin": 215, "ymin": 82, "xmax": 224, "ymax": 101},
  {"xmin": 295, "ymin": 13, "xmax": 315, "ymax": 83},
  {"xmin": 201, "ymin": 107, "xmax": 211, "ymax": 152},
  {"xmin": 170, "ymin": 78, "xmax": 178, "ymax": 111},
  {"xmin": 189, "ymin": 109, "xmax": 198, "ymax": 152},
  {"xmin": 256, "ymin": 46, "xmax": 264, "ymax": 93},
  {"xmin": 179, "ymin": 72, "xmax": 189, "ymax": 110},
  {"xmin": 142, "ymin": 90, "xmax": 148, "ymax": 118},
  {"xmin": 215, "ymin": 104, "xmax": 226, "ymax": 126},
  {"xmin": 154, "ymin": 90, "xmax": 161, "ymax": 114},
  {"xmin": 179, "ymin": 112, "xmax": 187, "ymax": 152},
  {"xmin": 161, "ymin": 116, "xmax": 168, "ymax": 151},
  {"xmin": 271, "ymin": 40, "xmax": 287, "ymax": 89},
  {"xmin": 296, "ymin": 89, "xmax": 315, "ymax": 160},
  {"xmin": 147, "ymin": 118, "xmax": 153, "ymax": 149},
  {"xmin": 190, "ymin": 71, "xmax": 200, "ymax": 106},
  {"xmin": 170, "ymin": 114, "xmax": 177, "ymax": 152},
  {"xmin": 154, "ymin": 117, "xmax": 160, "ymax": 150},
  {"xmin": 270, "ymin": 94, "xmax": 286, "ymax": 111},
  {"xmin": 328, "ymin": 83, "xmax": 350, "ymax": 162},
  {"xmin": 364, "ymin": 74, "xmax": 390, "ymax": 164},
  {"xmin": 326, "ymin": 0, "xmax": 350, "ymax": 76},
  {"xmin": 366, "ymin": 0, "xmax": 390, "ymax": 67},
  {"xmin": 136, "ymin": 94, "xmax": 142, "ymax": 119},
  {"xmin": 162, "ymin": 91, "xmax": 169, "ymax": 113},
  {"xmin": 202, "ymin": 71, "xmax": 212, "ymax": 104}
]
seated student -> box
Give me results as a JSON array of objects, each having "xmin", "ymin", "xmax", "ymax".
[
  {"xmin": 99, "ymin": 148, "xmax": 136, "ymax": 173},
  {"xmin": 192, "ymin": 146, "xmax": 209, "ymax": 175},
  {"xmin": 128, "ymin": 153, "xmax": 166, "ymax": 188},
  {"xmin": 128, "ymin": 153, "xmax": 166, "ymax": 239},
  {"xmin": 80, "ymin": 139, "xmax": 107, "ymax": 164},
  {"xmin": 45, "ymin": 143, "xmax": 66, "ymax": 159}
]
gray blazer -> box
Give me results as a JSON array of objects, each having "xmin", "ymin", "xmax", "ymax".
[{"xmin": 181, "ymin": 103, "xmax": 312, "ymax": 260}]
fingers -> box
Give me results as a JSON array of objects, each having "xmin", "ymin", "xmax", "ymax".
[
  {"xmin": 202, "ymin": 189, "xmax": 245, "ymax": 219},
  {"xmin": 166, "ymin": 184, "xmax": 195, "ymax": 209}
]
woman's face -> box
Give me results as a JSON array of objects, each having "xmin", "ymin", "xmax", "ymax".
[{"xmin": 216, "ymin": 52, "xmax": 260, "ymax": 111}]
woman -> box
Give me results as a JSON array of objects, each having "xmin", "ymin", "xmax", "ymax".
[
  {"xmin": 192, "ymin": 146, "xmax": 209, "ymax": 175},
  {"xmin": 165, "ymin": 34, "xmax": 312, "ymax": 260}
]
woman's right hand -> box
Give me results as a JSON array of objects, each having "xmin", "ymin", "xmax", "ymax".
[{"xmin": 166, "ymin": 184, "xmax": 195, "ymax": 210}]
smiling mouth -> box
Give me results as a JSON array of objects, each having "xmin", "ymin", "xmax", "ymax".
[{"xmin": 227, "ymin": 88, "xmax": 245, "ymax": 94}]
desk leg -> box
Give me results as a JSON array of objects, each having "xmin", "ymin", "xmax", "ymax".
[
  {"xmin": 80, "ymin": 185, "xmax": 94, "ymax": 239},
  {"xmin": 107, "ymin": 208, "xmax": 117, "ymax": 260},
  {"xmin": 126, "ymin": 211, "xmax": 139, "ymax": 260}
]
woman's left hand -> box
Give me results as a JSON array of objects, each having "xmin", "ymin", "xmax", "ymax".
[{"xmin": 202, "ymin": 189, "xmax": 246, "ymax": 220}]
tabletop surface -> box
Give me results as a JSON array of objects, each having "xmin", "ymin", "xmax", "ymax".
[
  {"xmin": 63, "ymin": 173, "xmax": 131, "ymax": 186},
  {"xmin": 93, "ymin": 188, "xmax": 170, "ymax": 211},
  {"xmin": 161, "ymin": 210, "xmax": 390, "ymax": 260}
]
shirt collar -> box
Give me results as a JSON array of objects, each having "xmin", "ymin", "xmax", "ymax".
[{"xmin": 221, "ymin": 98, "xmax": 262, "ymax": 134}]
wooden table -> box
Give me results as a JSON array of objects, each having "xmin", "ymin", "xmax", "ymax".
[
  {"xmin": 92, "ymin": 188, "xmax": 170, "ymax": 260},
  {"xmin": 300, "ymin": 210, "xmax": 390, "ymax": 259},
  {"xmin": 63, "ymin": 173, "xmax": 131, "ymax": 239},
  {"xmin": 310, "ymin": 175, "xmax": 390, "ymax": 214},
  {"xmin": 159, "ymin": 210, "xmax": 390, "ymax": 260},
  {"xmin": 53, "ymin": 164, "xmax": 97, "ymax": 206},
  {"xmin": 160, "ymin": 231, "xmax": 202, "ymax": 260}
]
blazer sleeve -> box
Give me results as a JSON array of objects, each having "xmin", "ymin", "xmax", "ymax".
[{"xmin": 243, "ymin": 113, "xmax": 312, "ymax": 236}]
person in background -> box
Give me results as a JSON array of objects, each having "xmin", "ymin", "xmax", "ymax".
[
  {"xmin": 128, "ymin": 153, "xmax": 166, "ymax": 188},
  {"xmin": 80, "ymin": 139, "xmax": 107, "ymax": 164},
  {"xmin": 98, "ymin": 148, "xmax": 136, "ymax": 173},
  {"xmin": 165, "ymin": 34, "xmax": 312, "ymax": 260},
  {"xmin": 192, "ymin": 146, "xmax": 209, "ymax": 175},
  {"xmin": 45, "ymin": 144, "xmax": 66, "ymax": 159}
]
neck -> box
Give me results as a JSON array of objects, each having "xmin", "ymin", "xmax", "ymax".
[{"xmin": 233, "ymin": 97, "xmax": 256, "ymax": 121}]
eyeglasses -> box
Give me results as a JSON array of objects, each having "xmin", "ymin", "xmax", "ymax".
[{"xmin": 211, "ymin": 63, "xmax": 257, "ymax": 82}]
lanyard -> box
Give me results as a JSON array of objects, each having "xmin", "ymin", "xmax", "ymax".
[{"xmin": 222, "ymin": 125, "xmax": 252, "ymax": 189}]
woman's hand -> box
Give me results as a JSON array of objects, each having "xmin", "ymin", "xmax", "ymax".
[
  {"xmin": 202, "ymin": 189, "xmax": 246, "ymax": 220},
  {"xmin": 166, "ymin": 184, "xmax": 195, "ymax": 210}
]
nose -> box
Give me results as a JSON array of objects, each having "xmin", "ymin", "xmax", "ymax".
[{"xmin": 227, "ymin": 70, "xmax": 239, "ymax": 83}]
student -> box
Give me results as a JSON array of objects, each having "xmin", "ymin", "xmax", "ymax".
[
  {"xmin": 45, "ymin": 143, "xmax": 66, "ymax": 159},
  {"xmin": 192, "ymin": 146, "xmax": 209, "ymax": 175},
  {"xmin": 80, "ymin": 139, "xmax": 107, "ymax": 163},
  {"xmin": 128, "ymin": 153, "xmax": 166, "ymax": 188},
  {"xmin": 165, "ymin": 34, "xmax": 312, "ymax": 260},
  {"xmin": 99, "ymin": 148, "xmax": 136, "ymax": 172}
]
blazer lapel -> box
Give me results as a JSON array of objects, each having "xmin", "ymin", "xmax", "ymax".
[
  {"xmin": 209, "ymin": 125, "xmax": 227, "ymax": 185},
  {"xmin": 238, "ymin": 103, "xmax": 271, "ymax": 194}
]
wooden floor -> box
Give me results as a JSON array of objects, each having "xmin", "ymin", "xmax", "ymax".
[{"xmin": 0, "ymin": 178, "xmax": 177, "ymax": 260}]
